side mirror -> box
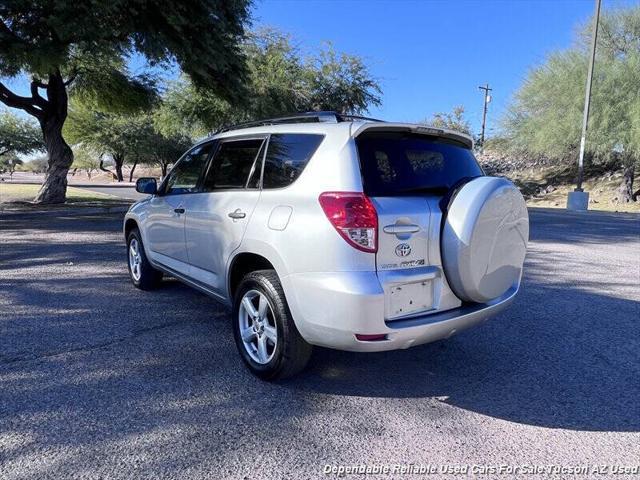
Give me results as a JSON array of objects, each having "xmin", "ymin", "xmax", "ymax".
[{"xmin": 136, "ymin": 177, "xmax": 157, "ymax": 195}]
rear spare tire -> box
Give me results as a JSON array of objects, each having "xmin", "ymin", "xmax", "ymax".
[{"xmin": 441, "ymin": 176, "xmax": 529, "ymax": 303}]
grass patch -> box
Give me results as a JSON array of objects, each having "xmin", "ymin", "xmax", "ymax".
[{"xmin": 0, "ymin": 183, "xmax": 127, "ymax": 205}]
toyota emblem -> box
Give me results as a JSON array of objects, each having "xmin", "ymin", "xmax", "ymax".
[{"xmin": 395, "ymin": 243, "xmax": 411, "ymax": 257}]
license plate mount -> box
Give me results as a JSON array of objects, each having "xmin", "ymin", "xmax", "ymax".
[{"xmin": 389, "ymin": 280, "xmax": 433, "ymax": 318}]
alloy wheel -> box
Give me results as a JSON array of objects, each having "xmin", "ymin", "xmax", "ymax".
[
  {"xmin": 238, "ymin": 289, "xmax": 278, "ymax": 364},
  {"xmin": 128, "ymin": 238, "xmax": 142, "ymax": 282}
]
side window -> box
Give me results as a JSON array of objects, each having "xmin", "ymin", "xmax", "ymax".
[
  {"xmin": 203, "ymin": 139, "xmax": 265, "ymax": 191},
  {"xmin": 164, "ymin": 143, "xmax": 214, "ymax": 195},
  {"xmin": 262, "ymin": 134, "xmax": 324, "ymax": 189}
]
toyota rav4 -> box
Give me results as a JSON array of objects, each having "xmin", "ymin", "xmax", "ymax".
[{"xmin": 124, "ymin": 112, "xmax": 529, "ymax": 380}]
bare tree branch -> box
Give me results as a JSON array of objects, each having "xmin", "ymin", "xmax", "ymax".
[
  {"xmin": 0, "ymin": 81, "xmax": 44, "ymax": 118},
  {"xmin": 30, "ymin": 80, "xmax": 49, "ymax": 108}
]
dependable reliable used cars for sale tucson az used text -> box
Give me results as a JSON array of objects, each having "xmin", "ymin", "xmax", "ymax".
[{"xmin": 123, "ymin": 112, "xmax": 529, "ymax": 380}]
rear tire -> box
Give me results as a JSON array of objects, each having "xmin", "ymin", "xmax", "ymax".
[
  {"xmin": 127, "ymin": 228, "xmax": 163, "ymax": 290},
  {"xmin": 233, "ymin": 270, "xmax": 312, "ymax": 380}
]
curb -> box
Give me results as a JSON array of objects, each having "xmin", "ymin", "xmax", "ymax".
[{"xmin": 0, "ymin": 205, "xmax": 131, "ymax": 217}]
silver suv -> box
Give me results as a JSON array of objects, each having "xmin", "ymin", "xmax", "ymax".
[{"xmin": 124, "ymin": 112, "xmax": 529, "ymax": 380}]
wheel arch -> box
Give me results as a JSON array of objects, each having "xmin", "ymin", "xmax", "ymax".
[
  {"xmin": 124, "ymin": 217, "xmax": 139, "ymax": 240},
  {"xmin": 227, "ymin": 252, "xmax": 277, "ymax": 300}
]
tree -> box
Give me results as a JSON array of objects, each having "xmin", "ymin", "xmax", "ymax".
[
  {"xmin": 0, "ymin": 153, "xmax": 23, "ymax": 178},
  {"xmin": 304, "ymin": 44, "xmax": 382, "ymax": 114},
  {"xmin": 424, "ymin": 105, "xmax": 472, "ymax": 136},
  {"xmin": 141, "ymin": 132, "xmax": 192, "ymax": 179},
  {"xmin": 65, "ymin": 104, "xmax": 150, "ymax": 181},
  {"xmin": 502, "ymin": 5, "xmax": 640, "ymax": 202},
  {"xmin": 0, "ymin": 0, "xmax": 251, "ymax": 203},
  {"xmin": 0, "ymin": 110, "xmax": 42, "ymax": 157},
  {"xmin": 71, "ymin": 145, "xmax": 100, "ymax": 179},
  {"xmin": 156, "ymin": 29, "xmax": 382, "ymax": 137},
  {"xmin": 23, "ymin": 155, "xmax": 48, "ymax": 174},
  {"xmin": 66, "ymin": 103, "xmax": 191, "ymax": 181}
]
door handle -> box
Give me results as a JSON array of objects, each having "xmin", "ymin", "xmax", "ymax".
[
  {"xmin": 383, "ymin": 224, "xmax": 420, "ymax": 234},
  {"xmin": 228, "ymin": 209, "xmax": 246, "ymax": 219},
  {"xmin": 174, "ymin": 208, "xmax": 185, "ymax": 214}
]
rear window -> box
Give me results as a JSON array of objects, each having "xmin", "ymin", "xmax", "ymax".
[
  {"xmin": 356, "ymin": 133, "xmax": 483, "ymax": 196},
  {"xmin": 262, "ymin": 134, "xmax": 324, "ymax": 189}
]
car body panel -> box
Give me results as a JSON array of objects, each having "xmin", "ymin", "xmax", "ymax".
[
  {"xmin": 144, "ymin": 194, "xmax": 190, "ymax": 264},
  {"xmin": 183, "ymin": 190, "xmax": 261, "ymax": 296}
]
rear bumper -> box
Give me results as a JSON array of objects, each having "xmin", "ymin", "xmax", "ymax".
[{"xmin": 281, "ymin": 270, "xmax": 519, "ymax": 352}]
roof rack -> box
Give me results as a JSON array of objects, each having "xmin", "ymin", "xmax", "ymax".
[{"xmin": 216, "ymin": 111, "xmax": 384, "ymax": 133}]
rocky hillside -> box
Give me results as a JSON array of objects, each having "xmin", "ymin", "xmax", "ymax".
[{"xmin": 477, "ymin": 150, "xmax": 639, "ymax": 213}]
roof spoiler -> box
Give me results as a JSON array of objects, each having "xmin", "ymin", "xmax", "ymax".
[{"xmin": 352, "ymin": 123, "xmax": 474, "ymax": 149}]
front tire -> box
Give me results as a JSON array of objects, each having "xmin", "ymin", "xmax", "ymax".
[
  {"xmin": 233, "ymin": 270, "xmax": 312, "ymax": 380},
  {"xmin": 127, "ymin": 228, "xmax": 163, "ymax": 290}
]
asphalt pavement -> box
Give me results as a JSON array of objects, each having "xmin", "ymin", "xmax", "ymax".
[{"xmin": 0, "ymin": 209, "xmax": 639, "ymax": 479}]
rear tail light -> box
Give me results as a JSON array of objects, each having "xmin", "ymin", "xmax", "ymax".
[{"xmin": 318, "ymin": 192, "xmax": 378, "ymax": 253}]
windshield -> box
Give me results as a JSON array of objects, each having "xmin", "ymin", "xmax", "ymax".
[{"xmin": 356, "ymin": 132, "xmax": 483, "ymax": 196}]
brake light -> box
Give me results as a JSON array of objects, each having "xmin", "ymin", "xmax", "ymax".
[{"xmin": 318, "ymin": 192, "xmax": 378, "ymax": 253}]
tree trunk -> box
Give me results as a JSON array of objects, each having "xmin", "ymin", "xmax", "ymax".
[
  {"xmin": 99, "ymin": 155, "xmax": 116, "ymax": 180},
  {"xmin": 617, "ymin": 164, "xmax": 635, "ymax": 203},
  {"xmin": 34, "ymin": 118, "xmax": 73, "ymax": 204},
  {"xmin": 113, "ymin": 154, "xmax": 125, "ymax": 182},
  {"xmin": 33, "ymin": 72, "xmax": 73, "ymax": 204},
  {"xmin": 161, "ymin": 162, "xmax": 168, "ymax": 178},
  {"xmin": 129, "ymin": 158, "xmax": 138, "ymax": 182}
]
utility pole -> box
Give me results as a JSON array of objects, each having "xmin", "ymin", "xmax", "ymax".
[
  {"xmin": 478, "ymin": 83, "xmax": 492, "ymax": 147},
  {"xmin": 568, "ymin": 0, "xmax": 601, "ymax": 210}
]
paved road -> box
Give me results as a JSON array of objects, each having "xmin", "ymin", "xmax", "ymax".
[{"xmin": 1, "ymin": 209, "xmax": 639, "ymax": 479}]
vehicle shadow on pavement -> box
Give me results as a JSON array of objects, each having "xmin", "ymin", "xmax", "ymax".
[
  {"xmin": 289, "ymin": 295, "xmax": 638, "ymax": 432},
  {"xmin": 285, "ymin": 246, "xmax": 640, "ymax": 433},
  {"xmin": 1, "ymin": 210, "xmax": 638, "ymax": 479}
]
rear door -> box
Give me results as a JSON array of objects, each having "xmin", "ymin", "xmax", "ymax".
[
  {"xmin": 355, "ymin": 130, "xmax": 483, "ymax": 318},
  {"xmin": 182, "ymin": 136, "xmax": 266, "ymax": 295}
]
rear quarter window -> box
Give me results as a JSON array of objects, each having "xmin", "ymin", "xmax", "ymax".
[
  {"xmin": 262, "ymin": 134, "xmax": 324, "ymax": 189},
  {"xmin": 356, "ymin": 133, "xmax": 483, "ymax": 196}
]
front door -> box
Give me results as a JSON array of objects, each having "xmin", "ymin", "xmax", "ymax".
[
  {"xmin": 145, "ymin": 142, "xmax": 215, "ymax": 272},
  {"xmin": 183, "ymin": 137, "xmax": 266, "ymax": 295}
]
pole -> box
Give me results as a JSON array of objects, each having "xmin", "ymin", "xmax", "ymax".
[
  {"xmin": 479, "ymin": 83, "xmax": 492, "ymax": 147},
  {"xmin": 576, "ymin": 0, "xmax": 601, "ymax": 191}
]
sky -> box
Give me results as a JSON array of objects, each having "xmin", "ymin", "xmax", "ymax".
[
  {"xmin": 1, "ymin": 0, "xmax": 635, "ymax": 138},
  {"xmin": 253, "ymin": 0, "xmax": 635, "ymax": 136}
]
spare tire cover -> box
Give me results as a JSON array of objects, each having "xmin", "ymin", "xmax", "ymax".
[{"xmin": 442, "ymin": 176, "xmax": 529, "ymax": 303}]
